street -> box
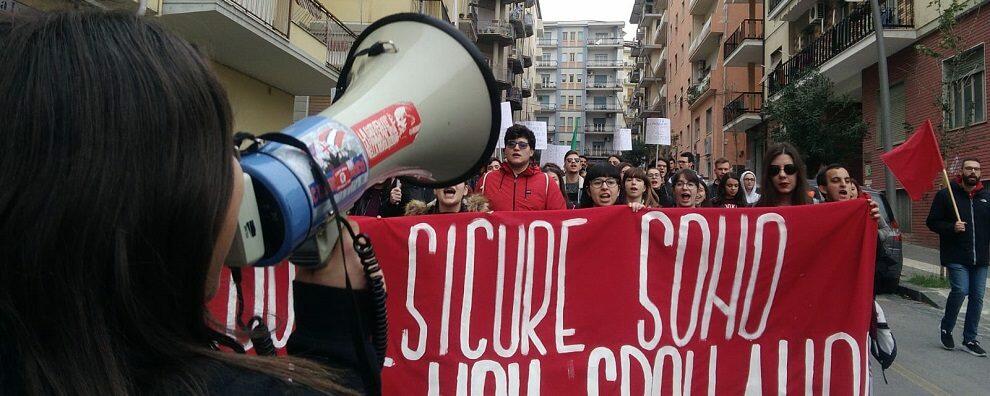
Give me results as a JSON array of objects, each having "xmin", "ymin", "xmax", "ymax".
[{"xmin": 873, "ymin": 292, "xmax": 990, "ymax": 395}]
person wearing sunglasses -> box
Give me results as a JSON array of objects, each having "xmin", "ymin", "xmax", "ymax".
[
  {"xmin": 755, "ymin": 143, "xmax": 811, "ymax": 207},
  {"xmin": 561, "ymin": 150, "xmax": 585, "ymax": 209},
  {"xmin": 478, "ymin": 125, "xmax": 567, "ymax": 211}
]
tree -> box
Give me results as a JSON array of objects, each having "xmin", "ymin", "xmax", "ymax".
[
  {"xmin": 762, "ymin": 72, "xmax": 867, "ymax": 173},
  {"xmin": 621, "ymin": 140, "xmax": 649, "ymax": 166}
]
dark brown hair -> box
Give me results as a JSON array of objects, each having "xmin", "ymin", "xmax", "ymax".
[
  {"xmin": 756, "ymin": 142, "xmax": 811, "ymax": 207},
  {"xmin": 0, "ymin": 11, "xmax": 349, "ymax": 395},
  {"xmin": 623, "ymin": 167, "xmax": 660, "ymax": 207}
]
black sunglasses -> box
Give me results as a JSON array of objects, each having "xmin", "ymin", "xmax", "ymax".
[
  {"xmin": 505, "ymin": 141, "xmax": 530, "ymax": 149},
  {"xmin": 767, "ymin": 164, "xmax": 798, "ymax": 177}
]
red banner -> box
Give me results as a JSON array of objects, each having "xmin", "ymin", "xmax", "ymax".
[{"xmin": 209, "ymin": 200, "xmax": 877, "ymax": 394}]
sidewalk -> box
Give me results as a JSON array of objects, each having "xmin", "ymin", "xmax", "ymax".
[{"xmin": 900, "ymin": 243, "xmax": 990, "ymax": 336}]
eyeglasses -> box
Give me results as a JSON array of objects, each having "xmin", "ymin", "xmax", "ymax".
[
  {"xmin": 964, "ymin": 166, "xmax": 981, "ymax": 172},
  {"xmin": 590, "ymin": 178, "xmax": 618, "ymax": 188},
  {"xmin": 647, "ymin": 173, "xmax": 662, "ymax": 179},
  {"xmin": 505, "ymin": 141, "xmax": 530, "ymax": 149},
  {"xmin": 675, "ymin": 181, "xmax": 698, "ymax": 188},
  {"xmin": 565, "ymin": 157, "xmax": 580, "ymax": 163},
  {"xmin": 767, "ymin": 164, "xmax": 798, "ymax": 177}
]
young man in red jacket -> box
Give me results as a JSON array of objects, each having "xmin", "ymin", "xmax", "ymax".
[{"xmin": 479, "ymin": 124, "xmax": 567, "ymax": 211}]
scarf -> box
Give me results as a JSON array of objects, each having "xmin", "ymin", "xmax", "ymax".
[{"xmin": 741, "ymin": 170, "xmax": 761, "ymax": 204}]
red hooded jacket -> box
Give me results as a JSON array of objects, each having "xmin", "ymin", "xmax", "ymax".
[{"xmin": 479, "ymin": 162, "xmax": 567, "ymax": 211}]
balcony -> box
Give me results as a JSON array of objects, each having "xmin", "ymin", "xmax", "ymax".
[
  {"xmin": 688, "ymin": 14, "xmax": 723, "ymax": 61},
  {"xmin": 159, "ymin": 0, "xmax": 350, "ymax": 95},
  {"xmin": 724, "ymin": 19, "xmax": 764, "ymax": 67},
  {"xmin": 559, "ymin": 61, "xmax": 585, "ymax": 69},
  {"xmin": 523, "ymin": 13, "xmax": 535, "ymax": 38},
  {"xmin": 521, "ymin": 80, "xmax": 532, "ymax": 98},
  {"xmin": 485, "ymin": 57, "xmax": 512, "ymax": 91},
  {"xmin": 478, "ymin": 20, "xmax": 515, "ymax": 46},
  {"xmin": 630, "ymin": 70, "xmax": 641, "ymax": 83},
  {"xmin": 522, "ymin": 55, "xmax": 533, "ymax": 68},
  {"xmin": 536, "ymin": 103, "xmax": 558, "ymax": 112},
  {"xmin": 723, "ymin": 92, "xmax": 763, "ymax": 132},
  {"xmin": 768, "ymin": 0, "xmax": 817, "ymax": 22},
  {"xmin": 508, "ymin": 87, "xmax": 522, "ymax": 111},
  {"xmin": 689, "ymin": 0, "xmax": 717, "ymax": 15},
  {"xmin": 561, "ymin": 40, "xmax": 585, "ymax": 47},
  {"xmin": 654, "ymin": 12, "xmax": 669, "ymax": 43},
  {"xmin": 587, "ymin": 37, "xmax": 624, "ymax": 46},
  {"xmin": 767, "ymin": 1, "xmax": 916, "ymax": 97},
  {"xmin": 586, "ymin": 103, "xmax": 623, "ymax": 112},
  {"xmin": 509, "ymin": 10, "xmax": 525, "ymax": 38},
  {"xmin": 586, "ymin": 59, "xmax": 625, "ymax": 68},
  {"xmin": 587, "ymin": 81, "xmax": 623, "ymax": 90},
  {"xmin": 641, "ymin": 6, "xmax": 663, "ymax": 24},
  {"xmin": 538, "ymin": 38, "xmax": 558, "ymax": 46},
  {"xmin": 687, "ymin": 74, "xmax": 714, "ymax": 109},
  {"xmin": 585, "ymin": 124, "xmax": 617, "ymax": 134},
  {"xmin": 508, "ymin": 56, "xmax": 524, "ymax": 74},
  {"xmin": 457, "ymin": 6, "xmax": 479, "ymax": 42},
  {"xmin": 560, "ymin": 103, "xmax": 585, "ymax": 111},
  {"xmin": 535, "ymin": 81, "xmax": 557, "ymax": 90},
  {"xmin": 536, "ymin": 60, "xmax": 558, "ymax": 68},
  {"xmin": 651, "ymin": 48, "xmax": 667, "ymax": 76}
]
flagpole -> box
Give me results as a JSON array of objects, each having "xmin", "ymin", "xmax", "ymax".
[{"xmin": 941, "ymin": 169, "xmax": 963, "ymax": 222}]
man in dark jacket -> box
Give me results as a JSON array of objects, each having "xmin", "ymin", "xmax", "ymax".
[{"xmin": 927, "ymin": 158, "xmax": 989, "ymax": 357}]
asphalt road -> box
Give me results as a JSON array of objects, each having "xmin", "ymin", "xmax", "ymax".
[{"xmin": 872, "ymin": 292, "xmax": 990, "ymax": 395}]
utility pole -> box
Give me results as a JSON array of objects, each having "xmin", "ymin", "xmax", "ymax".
[{"xmin": 869, "ymin": 0, "xmax": 898, "ymax": 214}]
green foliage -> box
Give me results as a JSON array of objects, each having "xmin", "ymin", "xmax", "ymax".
[
  {"xmin": 907, "ymin": 273, "xmax": 950, "ymax": 289},
  {"xmin": 914, "ymin": 0, "xmax": 970, "ymax": 157},
  {"xmin": 621, "ymin": 139, "xmax": 650, "ymax": 166},
  {"xmin": 762, "ymin": 72, "xmax": 867, "ymax": 171}
]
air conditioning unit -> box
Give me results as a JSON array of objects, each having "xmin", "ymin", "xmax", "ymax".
[{"xmin": 809, "ymin": 3, "xmax": 825, "ymax": 24}]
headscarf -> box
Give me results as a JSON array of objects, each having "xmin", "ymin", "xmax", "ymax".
[{"xmin": 741, "ymin": 170, "xmax": 761, "ymax": 205}]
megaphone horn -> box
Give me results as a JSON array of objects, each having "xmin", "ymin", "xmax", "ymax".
[{"xmin": 227, "ymin": 13, "xmax": 502, "ymax": 267}]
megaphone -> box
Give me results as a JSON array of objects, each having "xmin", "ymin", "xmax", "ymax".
[{"xmin": 227, "ymin": 13, "xmax": 501, "ymax": 267}]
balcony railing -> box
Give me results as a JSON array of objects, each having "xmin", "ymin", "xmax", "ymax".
[
  {"xmin": 536, "ymin": 81, "xmax": 557, "ymax": 89},
  {"xmin": 538, "ymin": 38, "xmax": 558, "ymax": 46},
  {"xmin": 724, "ymin": 19, "xmax": 763, "ymax": 58},
  {"xmin": 536, "ymin": 103, "xmax": 558, "ymax": 111},
  {"xmin": 478, "ymin": 20, "xmax": 515, "ymax": 41},
  {"xmin": 586, "ymin": 124, "xmax": 616, "ymax": 132},
  {"xmin": 586, "ymin": 103, "xmax": 622, "ymax": 111},
  {"xmin": 290, "ymin": 0, "xmax": 357, "ymax": 73},
  {"xmin": 587, "ymin": 81, "xmax": 623, "ymax": 89},
  {"xmin": 687, "ymin": 75, "xmax": 711, "ymax": 105},
  {"xmin": 587, "ymin": 37, "xmax": 624, "ymax": 46},
  {"xmin": 768, "ymin": 1, "xmax": 913, "ymax": 96},
  {"xmin": 723, "ymin": 92, "xmax": 763, "ymax": 124},
  {"xmin": 559, "ymin": 61, "xmax": 585, "ymax": 68},
  {"xmin": 586, "ymin": 60, "xmax": 625, "ymax": 68},
  {"xmin": 223, "ymin": 0, "xmax": 291, "ymax": 36},
  {"xmin": 536, "ymin": 60, "xmax": 558, "ymax": 68},
  {"xmin": 560, "ymin": 104, "xmax": 585, "ymax": 111}
]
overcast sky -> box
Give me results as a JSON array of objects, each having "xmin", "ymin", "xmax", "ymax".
[{"xmin": 539, "ymin": 0, "xmax": 638, "ymax": 40}]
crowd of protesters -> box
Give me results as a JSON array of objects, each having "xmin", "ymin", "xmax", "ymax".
[{"xmin": 357, "ymin": 124, "xmax": 881, "ymax": 218}]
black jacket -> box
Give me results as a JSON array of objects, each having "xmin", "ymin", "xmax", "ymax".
[{"xmin": 926, "ymin": 181, "xmax": 990, "ymax": 267}]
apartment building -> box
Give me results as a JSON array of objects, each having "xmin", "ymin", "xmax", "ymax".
[
  {"xmin": 763, "ymin": 0, "xmax": 988, "ymax": 248},
  {"xmin": 6, "ymin": 0, "xmax": 354, "ymax": 135},
  {"xmin": 536, "ymin": 20, "xmax": 627, "ymax": 159},
  {"xmin": 630, "ymin": 0, "xmax": 759, "ymax": 175},
  {"xmin": 321, "ymin": 0, "xmax": 541, "ymax": 123}
]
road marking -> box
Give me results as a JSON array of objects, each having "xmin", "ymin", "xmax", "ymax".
[{"xmin": 890, "ymin": 362, "xmax": 950, "ymax": 396}]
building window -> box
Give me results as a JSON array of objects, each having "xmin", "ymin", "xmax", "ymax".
[
  {"xmin": 875, "ymin": 82, "xmax": 907, "ymax": 146},
  {"xmin": 705, "ymin": 108, "xmax": 713, "ymax": 134},
  {"xmin": 943, "ymin": 44, "xmax": 986, "ymax": 129}
]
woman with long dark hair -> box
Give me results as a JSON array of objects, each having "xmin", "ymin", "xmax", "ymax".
[
  {"xmin": 756, "ymin": 143, "xmax": 811, "ymax": 207},
  {"xmin": 671, "ymin": 169, "xmax": 706, "ymax": 208},
  {"xmin": 713, "ymin": 172, "xmax": 748, "ymax": 208},
  {"xmin": 622, "ymin": 167, "xmax": 660, "ymax": 208},
  {"xmin": 580, "ymin": 164, "xmax": 622, "ymax": 208},
  {"xmin": 1, "ymin": 12, "xmax": 368, "ymax": 394}
]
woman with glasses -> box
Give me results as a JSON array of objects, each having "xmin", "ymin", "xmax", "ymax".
[
  {"xmin": 741, "ymin": 170, "xmax": 761, "ymax": 205},
  {"xmin": 580, "ymin": 164, "xmax": 622, "ymax": 208},
  {"xmin": 622, "ymin": 168, "xmax": 661, "ymax": 209},
  {"xmin": 756, "ymin": 143, "xmax": 811, "ymax": 207},
  {"xmin": 672, "ymin": 169, "xmax": 706, "ymax": 208},
  {"xmin": 713, "ymin": 172, "xmax": 748, "ymax": 208}
]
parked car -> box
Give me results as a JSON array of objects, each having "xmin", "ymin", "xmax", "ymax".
[{"xmin": 864, "ymin": 188, "xmax": 904, "ymax": 294}]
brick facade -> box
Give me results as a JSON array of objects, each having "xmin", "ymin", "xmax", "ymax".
[{"xmin": 861, "ymin": 4, "xmax": 990, "ymax": 248}]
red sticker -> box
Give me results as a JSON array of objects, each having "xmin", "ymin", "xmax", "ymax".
[{"xmin": 351, "ymin": 102, "xmax": 422, "ymax": 167}]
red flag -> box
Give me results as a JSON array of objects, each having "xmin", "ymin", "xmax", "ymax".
[{"xmin": 880, "ymin": 119, "xmax": 944, "ymax": 200}]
